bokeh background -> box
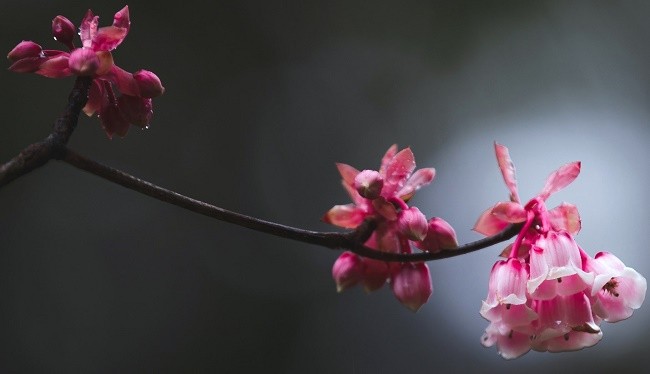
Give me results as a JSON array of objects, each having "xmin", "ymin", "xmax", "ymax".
[{"xmin": 2, "ymin": 0, "xmax": 649, "ymax": 372}]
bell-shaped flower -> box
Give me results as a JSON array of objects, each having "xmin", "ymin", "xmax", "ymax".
[
  {"xmin": 527, "ymin": 231, "xmax": 593, "ymax": 299},
  {"xmin": 7, "ymin": 6, "xmax": 164, "ymax": 138},
  {"xmin": 478, "ymin": 142, "xmax": 644, "ymax": 359},
  {"xmin": 481, "ymin": 322, "xmax": 532, "ymax": 360},
  {"xmin": 584, "ymin": 251, "xmax": 647, "ymax": 322},
  {"xmin": 530, "ymin": 292, "xmax": 601, "ymax": 352},
  {"xmin": 391, "ymin": 262, "xmax": 432, "ymax": 312}
]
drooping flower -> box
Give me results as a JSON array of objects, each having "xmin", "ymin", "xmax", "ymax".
[
  {"xmin": 477, "ymin": 143, "xmax": 646, "ymax": 359},
  {"xmin": 324, "ymin": 145, "xmax": 457, "ymax": 310},
  {"xmin": 7, "ymin": 6, "xmax": 164, "ymax": 138},
  {"xmin": 583, "ymin": 250, "xmax": 647, "ymax": 322}
]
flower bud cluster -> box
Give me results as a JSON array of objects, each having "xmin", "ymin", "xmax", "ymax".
[
  {"xmin": 7, "ymin": 6, "xmax": 165, "ymax": 138},
  {"xmin": 325, "ymin": 145, "xmax": 458, "ymax": 311}
]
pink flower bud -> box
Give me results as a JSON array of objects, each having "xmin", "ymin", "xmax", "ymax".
[
  {"xmin": 52, "ymin": 16, "xmax": 76, "ymax": 47},
  {"xmin": 397, "ymin": 207, "xmax": 428, "ymax": 241},
  {"xmin": 68, "ymin": 48, "xmax": 100, "ymax": 76},
  {"xmin": 118, "ymin": 95, "xmax": 153, "ymax": 128},
  {"xmin": 354, "ymin": 169, "xmax": 383, "ymax": 199},
  {"xmin": 134, "ymin": 69, "xmax": 165, "ymax": 98},
  {"xmin": 7, "ymin": 41, "xmax": 42, "ymax": 62},
  {"xmin": 415, "ymin": 217, "xmax": 458, "ymax": 252},
  {"xmin": 360, "ymin": 257, "xmax": 389, "ymax": 292},
  {"xmin": 332, "ymin": 252, "xmax": 364, "ymax": 292},
  {"xmin": 391, "ymin": 263, "xmax": 432, "ymax": 312}
]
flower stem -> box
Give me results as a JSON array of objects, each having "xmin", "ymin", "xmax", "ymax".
[
  {"xmin": 62, "ymin": 147, "xmax": 521, "ymax": 261},
  {"xmin": 0, "ymin": 76, "xmax": 91, "ymax": 187}
]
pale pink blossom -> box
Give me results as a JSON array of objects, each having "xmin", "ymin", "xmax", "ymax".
[
  {"xmin": 7, "ymin": 6, "xmax": 164, "ymax": 138},
  {"xmin": 478, "ymin": 143, "xmax": 645, "ymax": 359},
  {"xmin": 583, "ymin": 251, "xmax": 647, "ymax": 322}
]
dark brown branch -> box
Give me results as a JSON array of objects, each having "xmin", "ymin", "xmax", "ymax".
[
  {"xmin": 62, "ymin": 148, "xmax": 521, "ymax": 261},
  {"xmin": 2, "ymin": 78, "xmax": 520, "ymax": 261},
  {"xmin": 0, "ymin": 76, "xmax": 91, "ymax": 187}
]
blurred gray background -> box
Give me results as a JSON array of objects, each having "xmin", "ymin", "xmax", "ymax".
[{"xmin": 2, "ymin": 0, "xmax": 649, "ymax": 372}]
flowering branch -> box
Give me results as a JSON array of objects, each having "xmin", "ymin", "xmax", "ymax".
[
  {"xmin": 5, "ymin": 5, "xmax": 646, "ymax": 360},
  {"xmin": 61, "ymin": 147, "xmax": 522, "ymax": 261}
]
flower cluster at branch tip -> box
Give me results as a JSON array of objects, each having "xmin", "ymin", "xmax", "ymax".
[
  {"xmin": 476, "ymin": 143, "xmax": 646, "ymax": 359},
  {"xmin": 7, "ymin": 6, "xmax": 165, "ymax": 138},
  {"xmin": 325, "ymin": 145, "xmax": 458, "ymax": 311}
]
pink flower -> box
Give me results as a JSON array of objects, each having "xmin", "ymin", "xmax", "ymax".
[
  {"xmin": 324, "ymin": 145, "xmax": 455, "ymax": 310},
  {"xmin": 478, "ymin": 143, "xmax": 646, "ymax": 359},
  {"xmin": 583, "ymin": 251, "xmax": 647, "ymax": 322},
  {"xmin": 7, "ymin": 6, "xmax": 165, "ymax": 138}
]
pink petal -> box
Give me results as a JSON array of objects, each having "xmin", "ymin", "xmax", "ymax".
[
  {"xmin": 396, "ymin": 207, "xmax": 428, "ymax": 241},
  {"xmin": 494, "ymin": 143, "xmax": 520, "ymax": 203},
  {"xmin": 335, "ymin": 163, "xmax": 360, "ymax": 187},
  {"xmin": 473, "ymin": 207, "xmax": 509, "ymax": 236},
  {"xmin": 548, "ymin": 203, "xmax": 581, "ymax": 235},
  {"xmin": 491, "ymin": 201, "xmax": 526, "ymax": 223},
  {"xmin": 415, "ymin": 217, "xmax": 458, "ymax": 252},
  {"xmin": 481, "ymin": 258, "xmax": 529, "ymax": 317},
  {"xmin": 99, "ymin": 102, "xmax": 130, "ymax": 139},
  {"xmin": 83, "ymin": 79, "xmax": 106, "ymax": 116},
  {"xmin": 539, "ymin": 161, "xmax": 581, "ymax": 201},
  {"xmin": 586, "ymin": 252, "xmax": 647, "ymax": 322},
  {"xmin": 379, "ymin": 144, "xmax": 398, "ymax": 175},
  {"xmin": 382, "ymin": 147, "xmax": 415, "ymax": 197},
  {"xmin": 371, "ymin": 197, "xmax": 397, "ymax": 221},
  {"xmin": 133, "ymin": 69, "xmax": 165, "ymax": 98},
  {"xmin": 360, "ymin": 258, "xmax": 389, "ymax": 292},
  {"xmin": 322, "ymin": 204, "xmax": 365, "ymax": 229},
  {"xmin": 35, "ymin": 54, "xmax": 72, "ymax": 78},
  {"xmin": 118, "ymin": 95, "xmax": 153, "ymax": 128},
  {"xmin": 8, "ymin": 57, "xmax": 44, "ymax": 74},
  {"xmin": 88, "ymin": 6, "xmax": 130, "ymax": 51},
  {"xmin": 7, "ymin": 41, "xmax": 43, "ymax": 61},
  {"xmin": 106, "ymin": 65, "xmax": 140, "ymax": 96},
  {"xmin": 79, "ymin": 10, "xmax": 98, "ymax": 49},
  {"xmin": 397, "ymin": 167, "xmax": 435, "ymax": 201},
  {"xmin": 52, "ymin": 16, "xmax": 76, "ymax": 46}
]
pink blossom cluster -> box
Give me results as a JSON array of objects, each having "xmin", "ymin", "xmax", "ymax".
[
  {"xmin": 7, "ymin": 6, "xmax": 164, "ymax": 138},
  {"xmin": 476, "ymin": 143, "xmax": 646, "ymax": 359},
  {"xmin": 324, "ymin": 145, "xmax": 458, "ymax": 311}
]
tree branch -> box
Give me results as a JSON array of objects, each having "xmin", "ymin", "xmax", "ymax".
[
  {"xmin": 62, "ymin": 148, "xmax": 521, "ymax": 261},
  {"xmin": 2, "ymin": 78, "xmax": 521, "ymax": 261},
  {"xmin": 0, "ymin": 76, "xmax": 91, "ymax": 187}
]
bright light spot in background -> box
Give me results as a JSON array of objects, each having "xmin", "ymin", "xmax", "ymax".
[{"xmin": 420, "ymin": 106, "xmax": 650, "ymax": 360}]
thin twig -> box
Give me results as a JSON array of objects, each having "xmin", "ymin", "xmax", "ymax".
[
  {"xmin": 2, "ymin": 78, "xmax": 520, "ymax": 261},
  {"xmin": 62, "ymin": 148, "xmax": 521, "ymax": 261},
  {"xmin": 0, "ymin": 76, "xmax": 91, "ymax": 187}
]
